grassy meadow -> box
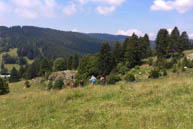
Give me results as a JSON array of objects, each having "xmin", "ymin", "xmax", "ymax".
[
  {"xmin": 1, "ymin": 70, "xmax": 193, "ymax": 129},
  {"xmin": 0, "ymin": 48, "xmax": 34, "ymax": 72}
]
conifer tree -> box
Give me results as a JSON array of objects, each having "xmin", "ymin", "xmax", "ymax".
[
  {"xmin": 122, "ymin": 38, "xmax": 130, "ymax": 56},
  {"xmin": 67, "ymin": 56, "xmax": 73, "ymax": 70},
  {"xmin": 180, "ymin": 31, "xmax": 190, "ymax": 50},
  {"xmin": 9, "ymin": 67, "xmax": 20, "ymax": 82},
  {"xmin": 72, "ymin": 54, "xmax": 79, "ymax": 70},
  {"xmin": 98, "ymin": 43, "xmax": 114, "ymax": 75},
  {"xmin": 156, "ymin": 29, "xmax": 170, "ymax": 58},
  {"xmin": 40, "ymin": 58, "xmax": 51, "ymax": 76},
  {"xmin": 124, "ymin": 33, "xmax": 141, "ymax": 68},
  {"xmin": 112, "ymin": 41, "xmax": 122, "ymax": 65},
  {"xmin": 19, "ymin": 65, "xmax": 25, "ymax": 78},
  {"xmin": 169, "ymin": 27, "xmax": 180, "ymax": 55}
]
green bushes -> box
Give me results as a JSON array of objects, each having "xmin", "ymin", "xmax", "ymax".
[
  {"xmin": 0, "ymin": 78, "xmax": 9, "ymax": 95},
  {"xmin": 53, "ymin": 78, "xmax": 64, "ymax": 90},
  {"xmin": 149, "ymin": 68, "xmax": 160, "ymax": 79},
  {"xmin": 106, "ymin": 74, "xmax": 121, "ymax": 84},
  {"xmin": 125, "ymin": 73, "xmax": 135, "ymax": 82}
]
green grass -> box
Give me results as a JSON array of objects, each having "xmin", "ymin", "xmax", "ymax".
[{"xmin": 1, "ymin": 71, "xmax": 193, "ymax": 129}]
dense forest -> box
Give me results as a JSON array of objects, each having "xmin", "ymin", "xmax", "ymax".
[{"xmin": 0, "ymin": 26, "xmax": 121, "ymax": 59}]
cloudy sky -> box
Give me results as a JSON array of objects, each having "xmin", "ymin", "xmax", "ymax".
[{"xmin": 0, "ymin": 0, "xmax": 193, "ymax": 39}]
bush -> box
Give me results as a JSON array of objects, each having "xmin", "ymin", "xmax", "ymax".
[
  {"xmin": 125, "ymin": 73, "xmax": 135, "ymax": 82},
  {"xmin": 46, "ymin": 82, "xmax": 53, "ymax": 90},
  {"xmin": 172, "ymin": 65, "xmax": 177, "ymax": 73},
  {"xmin": 162, "ymin": 69, "xmax": 167, "ymax": 76},
  {"xmin": 53, "ymin": 78, "xmax": 64, "ymax": 89},
  {"xmin": 116, "ymin": 63, "xmax": 129, "ymax": 75},
  {"xmin": 149, "ymin": 68, "xmax": 160, "ymax": 79},
  {"xmin": 25, "ymin": 80, "xmax": 30, "ymax": 88},
  {"xmin": 147, "ymin": 58, "xmax": 153, "ymax": 66},
  {"xmin": 0, "ymin": 78, "xmax": 9, "ymax": 95},
  {"xmin": 106, "ymin": 74, "xmax": 121, "ymax": 84}
]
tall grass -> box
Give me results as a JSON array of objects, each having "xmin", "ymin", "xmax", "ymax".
[{"xmin": 1, "ymin": 72, "xmax": 193, "ymax": 129}]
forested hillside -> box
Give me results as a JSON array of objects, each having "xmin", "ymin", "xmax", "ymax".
[{"xmin": 0, "ymin": 26, "xmax": 107, "ymax": 59}]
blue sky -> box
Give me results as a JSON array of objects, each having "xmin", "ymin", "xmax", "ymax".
[{"xmin": 0, "ymin": 0, "xmax": 193, "ymax": 39}]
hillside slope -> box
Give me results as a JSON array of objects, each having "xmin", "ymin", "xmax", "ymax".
[
  {"xmin": 0, "ymin": 26, "xmax": 107, "ymax": 58},
  {"xmin": 1, "ymin": 71, "xmax": 193, "ymax": 129}
]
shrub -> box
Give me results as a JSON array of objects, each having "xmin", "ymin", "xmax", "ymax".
[
  {"xmin": 0, "ymin": 78, "xmax": 9, "ymax": 95},
  {"xmin": 53, "ymin": 78, "xmax": 64, "ymax": 89},
  {"xmin": 106, "ymin": 74, "xmax": 121, "ymax": 84},
  {"xmin": 25, "ymin": 80, "xmax": 30, "ymax": 88},
  {"xmin": 162, "ymin": 69, "xmax": 167, "ymax": 76},
  {"xmin": 46, "ymin": 82, "xmax": 53, "ymax": 90},
  {"xmin": 116, "ymin": 63, "xmax": 129, "ymax": 75},
  {"xmin": 172, "ymin": 65, "xmax": 177, "ymax": 73},
  {"xmin": 149, "ymin": 68, "xmax": 160, "ymax": 79},
  {"xmin": 147, "ymin": 58, "xmax": 153, "ymax": 66},
  {"xmin": 125, "ymin": 73, "xmax": 135, "ymax": 82}
]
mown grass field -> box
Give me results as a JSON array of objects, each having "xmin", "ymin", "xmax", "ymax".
[{"xmin": 1, "ymin": 70, "xmax": 193, "ymax": 129}]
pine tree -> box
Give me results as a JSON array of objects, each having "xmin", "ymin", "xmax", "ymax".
[
  {"xmin": 9, "ymin": 67, "xmax": 20, "ymax": 82},
  {"xmin": 19, "ymin": 65, "xmax": 25, "ymax": 78},
  {"xmin": 140, "ymin": 34, "xmax": 152, "ymax": 58},
  {"xmin": 72, "ymin": 54, "xmax": 79, "ymax": 70},
  {"xmin": 98, "ymin": 43, "xmax": 114, "ymax": 75},
  {"xmin": 156, "ymin": 29, "xmax": 170, "ymax": 58},
  {"xmin": 169, "ymin": 27, "xmax": 180, "ymax": 55},
  {"xmin": 40, "ymin": 58, "xmax": 51, "ymax": 76},
  {"xmin": 124, "ymin": 33, "xmax": 141, "ymax": 68},
  {"xmin": 112, "ymin": 41, "xmax": 122, "ymax": 65},
  {"xmin": 67, "ymin": 56, "xmax": 73, "ymax": 70},
  {"xmin": 180, "ymin": 31, "xmax": 190, "ymax": 50},
  {"xmin": 122, "ymin": 38, "xmax": 129, "ymax": 56}
]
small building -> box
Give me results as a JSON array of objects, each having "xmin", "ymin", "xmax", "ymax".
[{"xmin": 0, "ymin": 75, "xmax": 11, "ymax": 78}]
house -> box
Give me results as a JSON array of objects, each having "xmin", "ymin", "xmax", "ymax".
[{"xmin": 0, "ymin": 75, "xmax": 11, "ymax": 78}]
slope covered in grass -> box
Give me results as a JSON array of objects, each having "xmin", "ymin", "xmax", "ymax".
[
  {"xmin": 1, "ymin": 71, "xmax": 193, "ymax": 129},
  {"xmin": 0, "ymin": 48, "xmax": 33, "ymax": 72}
]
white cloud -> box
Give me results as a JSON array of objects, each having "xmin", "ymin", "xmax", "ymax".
[
  {"xmin": 79, "ymin": 0, "xmax": 125, "ymax": 6},
  {"xmin": 72, "ymin": 28, "xmax": 78, "ymax": 32},
  {"xmin": 189, "ymin": 33, "xmax": 193, "ymax": 39},
  {"xmin": 116, "ymin": 29, "xmax": 157, "ymax": 40},
  {"xmin": 79, "ymin": 0, "xmax": 125, "ymax": 15},
  {"xmin": 63, "ymin": 3, "xmax": 77, "ymax": 16},
  {"xmin": 151, "ymin": 0, "xmax": 193, "ymax": 13},
  {"xmin": 167, "ymin": 28, "xmax": 173, "ymax": 34},
  {"xmin": 96, "ymin": 6, "xmax": 115, "ymax": 15},
  {"xmin": 11, "ymin": 0, "xmax": 58, "ymax": 19},
  {"xmin": 116, "ymin": 29, "xmax": 145, "ymax": 37}
]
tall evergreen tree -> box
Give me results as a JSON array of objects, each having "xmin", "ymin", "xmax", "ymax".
[
  {"xmin": 140, "ymin": 34, "xmax": 152, "ymax": 58},
  {"xmin": 72, "ymin": 54, "xmax": 79, "ymax": 70},
  {"xmin": 156, "ymin": 29, "xmax": 170, "ymax": 58},
  {"xmin": 169, "ymin": 27, "xmax": 181, "ymax": 55},
  {"xmin": 19, "ymin": 65, "xmax": 25, "ymax": 78},
  {"xmin": 9, "ymin": 67, "xmax": 20, "ymax": 82},
  {"xmin": 112, "ymin": 41, "xmax": 122, "ymax": 65},
  {"xmin": 67, "ymin": 56, "xmax": 73, "ymax": 70},
  {"xmin": 98, "ymin": 43, "xmax": 114, "ymax": 75},
  {"xmin": 180, "ymin": 31, "xmax": 190, "ymax": 50},
  {"xmin": 124, "ymin": 33, "xmax": 141, "ymax": 68},
  {"xmin": 40, "ymin": 58, "xmax": 51, "ymax": 76},
  {"xmin": 122, "ymin": 38, "xmax": 129, "ymax": 56}
]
